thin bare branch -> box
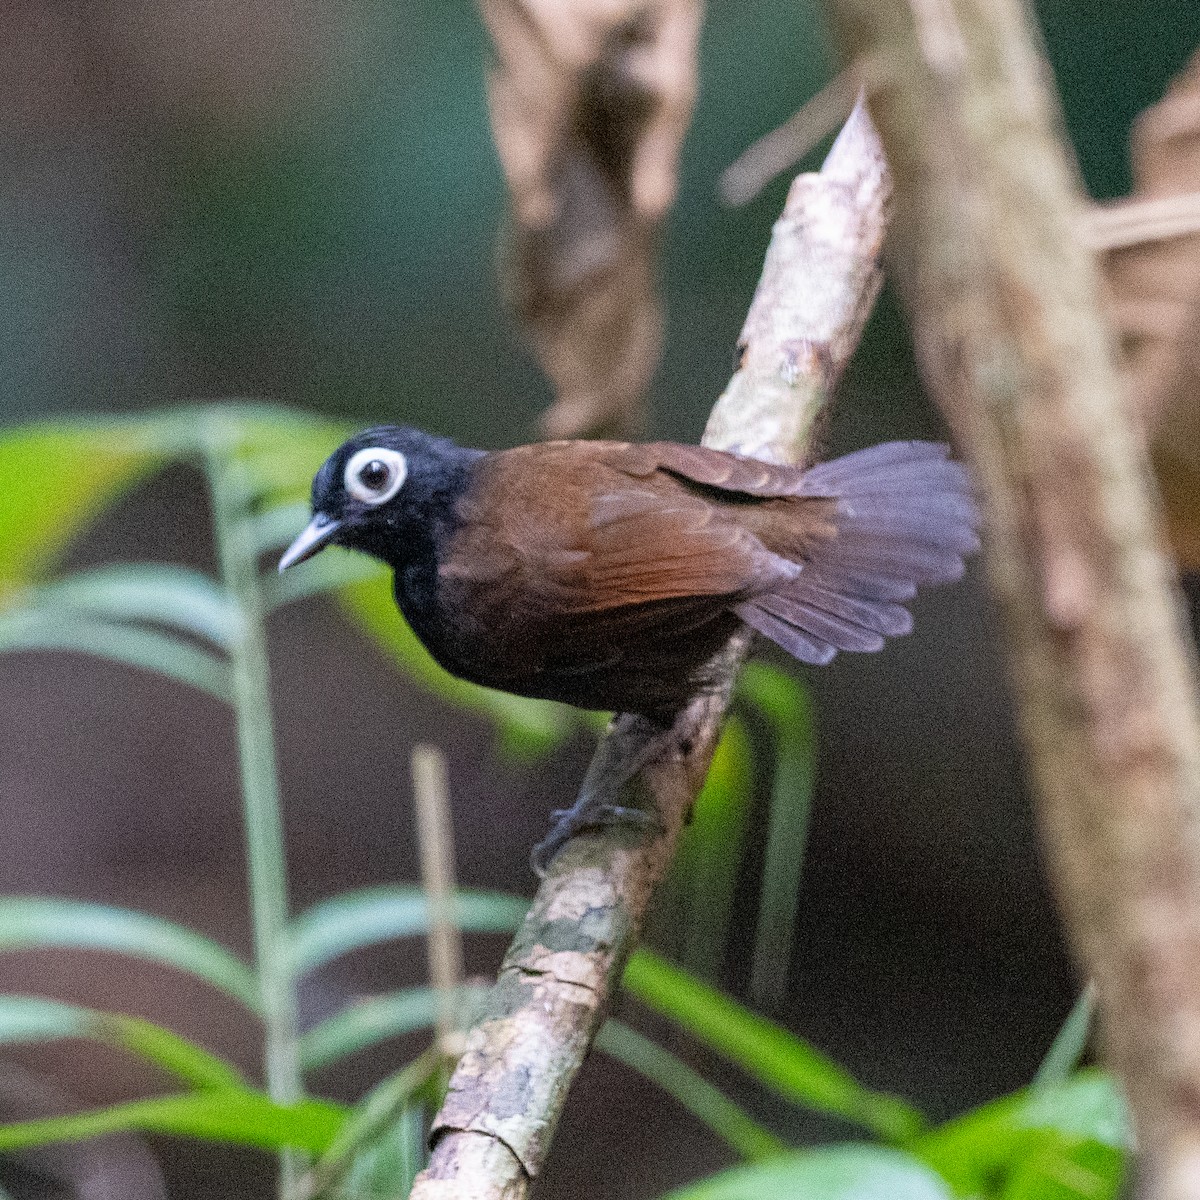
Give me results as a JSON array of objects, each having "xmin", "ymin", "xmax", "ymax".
[
  {"xmin": 412, "ymin": 744, "xmax": 466, "ymax": 1059},
  {"xmin": 1082, "ymin": 193, "xmax": 1200, "ymax": 251},
  {"xmin": 407, "ymin": 99, "xmax": 892, "ymax": 1200},
  {"xmin": 828, "ymin": 2, "xmax": 1200, "ymax": 1195},
  {"xmin": 718, "ymin": 58, "xmax": 886, "ymax": 207}
]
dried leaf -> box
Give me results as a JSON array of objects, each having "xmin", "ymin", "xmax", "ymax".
[
  {"xmin": 1097, "ymin": 49, "xmax": 1200, "ymax": 564},
  {"xmin": 478, "ymin": 0, "xmax": 703, "ymax": 438}
]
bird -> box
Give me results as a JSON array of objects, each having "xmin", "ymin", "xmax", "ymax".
[{"xmin": 280, "ymin": 425, "xmax": 980, "ymax": 867}]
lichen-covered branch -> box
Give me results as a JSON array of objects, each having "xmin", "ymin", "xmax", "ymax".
[
  {"xmin": 827, "ymin": 3, "xmax": 1200, "ymax": 1195},
  {"xmin": 407, "ymin": 101, "xmax": 891, "ymax": 1200}
]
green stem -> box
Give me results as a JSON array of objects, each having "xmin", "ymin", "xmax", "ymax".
[
  {"xmin": 205, "ymin": 436, "xmax": 302, "ymax": 1192},
  {"xmin": 1032, "ymin": 984, "xmax": 1096, "ymax": 1089}
]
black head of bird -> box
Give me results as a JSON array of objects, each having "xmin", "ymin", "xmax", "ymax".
[{"xmin": 280, "ymin": 425, "xmax": 981, "ymax": 723}]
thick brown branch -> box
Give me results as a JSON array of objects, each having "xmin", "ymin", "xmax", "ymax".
[
  {"xmin": 407, "ymin": 101, "xmax": 891, "ymax": 1200},
  {"xmin": 828, "ymin": 2, "xmax": 1200, "ymax": 1195}
]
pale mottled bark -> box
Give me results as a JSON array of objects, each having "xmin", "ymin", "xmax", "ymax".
[
  {"xmin": 828, "ymin": 2, "xmax": 1200, "ymax": 1195},
  {"xmin": 407, "ymin": 101, "xmax": 892, "ymax": 1200}
]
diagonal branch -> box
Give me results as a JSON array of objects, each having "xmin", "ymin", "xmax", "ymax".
[
  {"xmin": 827, "ymin": 3, "xmax": 1200, "ymax": 1196},
  {"xmin": 407, "ymin": 99, "xmax": 891, "ymax": 1200}
]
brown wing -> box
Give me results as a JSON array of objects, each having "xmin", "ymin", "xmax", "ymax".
[
  {"xmin": 641, "ymin": 442, "xmax": 812, "ymax": 495},
  {"xmin": 567, "ymin": 480, "xmax": 792, "ymax": 610},
  {"xmin": 435, "ymin": 441, "xmax": 796, "ymax": 681}
]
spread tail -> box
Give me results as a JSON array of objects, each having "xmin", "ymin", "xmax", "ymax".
[{"xmin": 734, "ymin": 441, "xmax": 980, "ymax": 665}]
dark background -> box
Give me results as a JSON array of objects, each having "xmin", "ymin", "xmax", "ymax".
[{"xmin": 2, "ymin": 1, "xmax": 1199, "ymax": 1195}]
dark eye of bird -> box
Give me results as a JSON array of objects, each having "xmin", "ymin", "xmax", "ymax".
[{"xmin": 358, "ymin": 460, "xmax": 391, "ymax": 491}]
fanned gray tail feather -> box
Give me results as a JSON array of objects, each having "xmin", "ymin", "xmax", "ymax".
[{"xmin": 735, "ymin": 441, "xmax": 980, "ymax": 666}]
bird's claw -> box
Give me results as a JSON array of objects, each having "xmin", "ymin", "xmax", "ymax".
[{"xmin": 530, "ymin": 803, "xmax": 659, "ymax": 877}]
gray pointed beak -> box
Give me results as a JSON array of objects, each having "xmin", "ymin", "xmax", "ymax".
[{"xmin": 278, "ymin": 513, "xmax": 342, "ymax": 572}]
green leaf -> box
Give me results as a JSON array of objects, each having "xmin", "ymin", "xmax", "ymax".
[
  {"xmin": 24, "ymin": 565, "xmax": 241, "ymax": 648},
  {"xmin": 331, "ymin": 1105, "xmax": 426, "ymax": 1200},
  {"xmin": 221, "ymin": 412, "xmax": 350, "ymax": 510},
  {"xmin": 0, "ymin": 403, "xmax": 345, "ymax": 599},
  {"xmin": 1014, "ymin": 1073, "xmax": 1130, "ymax": 1150},
  {"xmin": 287, "ymin": 887, "xmax": 529, "ymax": 979},
  {"xmin": 0, "ymin": 994, "xmax": 97, "ymax": 1044},
  {"xmin": 659, "ymin": 1145, "xmax": 954, "ymax": 1200},
  {"xmin": 264, "ymin": 547, "xmax": 385, "ymax": 611},
  {"xmin": 737, "ymin": 663, "xmax": 816, "ymax": 1013},
  {"xmin": 302, "ymin": 1049, "xmax": 440, "ymax": 1198},
  {"xmin": 673, "ymin": 717, "xmax": 754, "ymax": 980},
  {"xmin": 623, "ymin": 951, "xmax": 925, "ymax": 1144},
  {"xmin": 1000, "ymin": 1136, "xmax": 1124, "ymax": 1200},
  {"xmin": 0, "ymin": 603, "xmax": 228, "ymax": 692},
  {"xmin": 596, "ymin": 1021, "xmax": 786, "ymax": 1163},
  {"xmin": 0, "ymin": 1092, "xmax": 347, "ymax": 1156},
  {"xmin": 0, "ymin": 898, "xmax": 260, "ymax": 1012},
  {"xmin": 0, "ymin": 421, "xmax": 164, "ymax": 594},
  {"xmin": 0, "ymin": 995, "xmax": 244, "ymax": 1090},
  {"xmin": 336, "ymin": 572, "xmax": 577, "ymax": 757},
  {"xmin": 917, "ymin": 1071, "xmax": 1129, "ymax": 1200},
  {"xmin": 98, "ymin": 1016, "xmax": 247, "ymax": 1092},
  {"xmin": 1034, "ymin": 987, "xmax": 1096, "ymax": 1090},
  {"xmin": 137, "ymin": 402, "xmax": 347, "ymax": 508},
  {"xmin": 241, "ymin": 501, "xmax": 313, "ymax": 556},
  {"xmin": 0, "ymin": 610, "xmax": 231, "ymax": 702},
  {"xmin": 299, "ymin": 985, "xmax": 492, "ymax": 1071}
]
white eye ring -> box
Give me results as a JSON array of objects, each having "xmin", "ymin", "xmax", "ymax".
[{"xmin": 344, "ymin": 447, "xmax": 408, "ymax": 505}]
